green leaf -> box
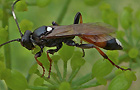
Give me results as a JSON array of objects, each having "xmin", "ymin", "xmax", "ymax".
[
  {"xmin": 36, "ymin": 0, "xmax": 51, "ymax": 7},
  {"xmin": 120, "ymin": 6, "xmax": 133, "ymax": 29},
  {"xmin": 115, "ymin": 69, "xmax": 124, "ymax": 75},
  {"xmin": 0, "ymin": 61, "xmax": 5, "ymax": 79},
  {"xmin": 132, "ymin": 29, "xmax": 140, "ymax": 39},
  {"xmin": 34, "ymin": 77, "xmax": 44, "ymax": 86},
  {"xmin": 32, "ymin": 45, "xmax": 41, "ymax": 55},
  {"xmin": 15, "ymin": 0, "xmax": 27, "ymax": 11},
  {"xmin": 0, "ymin": 26, "xmax": 8, "ymax": 44},
  {"xmin": 99, "ymin": 3, "xmax": 111, "ymax": 10},
  {"xmin": 106, "ymin": 50, "xmax": 119, "ymax": 63},
  {"xmin": 19, "ymin": 19, "xmax": 34, "ymax": 32},
  {"xmin": 0, "ymin": 51, "xmax": 4, "ymax": 62},
  {"xmin": 0, "ymin": 80, "xmax": 7, "ymax": 90},
  {"xmin": 51, "ymin": 55, "xmax": 61, "ymax": 63},
  {"xmin": 59, "ymin": 44, "xmax": 74, "ymax": 62},
  {"xmin": 100, "ymin": 3, "xmax": 118, "ymax": 28},
  {"xmin": 101, "ymin": 9, "xmax": 118, "ymax": 28},
  {"xmin": 1, "ymin": 69, "xmax": 11, "ymax": 80},
  {"xmin": 38, "ymin": 52, "xmax": 50, "ymax": 71},
  {"xmin": 70, "ymin": 51, "xmax": 85, "ymax": 70},
  {"xmin": 59, "ymin": 82, "xmax": 71, "ymax": 90},
  {"xmin": 115, "ymin": 69, "xmax": 136, "ymax": 81},
  {"xmin": 92, "ymin": 59, "xmax": 113, "ymax": 78},
  {"xmin": 128, "ymin": 48, "xmax": 139, "ymax": 58},
  {"xmin": 84, "ymin": 0, "xmax": 101, "ymax": 6},
  {"xmin": 29, "ymin": 64, "xmax": 38, "ymax": 75},
  {"xmin": 135, "ymin": 10, "xmax": 140, "ymax": 25},
  {"xmin": 0, "ymin": 8, "xmax": 3, "ymax": 20},
  {"xmin": 124, "ymin": 70, "xmax": 137, "ymax": 81},
  {"xmin": 108, "ymin": 73, "xmax": 132, "ymax": 90},
  {"xmin": 4, "ymin": 70, "xmax": 28, "ymax": 90},
  {"xmin": 116, "ymin": 31, "xmax": 125, "ymax": 38},
  {"xmin": 96, "ymin": 77, "xmax": 107, "ymax": 85}
]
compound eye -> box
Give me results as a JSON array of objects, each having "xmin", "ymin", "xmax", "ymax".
[{"xmin": 46, "ymin": 27, "xmax": 53, "ymax": 32}]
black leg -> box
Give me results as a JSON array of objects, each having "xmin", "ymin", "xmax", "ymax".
[
  {"xmin": 46, "ymin": 43, "xmax": 62, "ymax": 78},
  {"xmin": 52, "ymin": 21, "xmax": 59, "ymax": 26},
  {"xmin": 34, "ymin": 46, "xmax": 45, "ymax": 77},
  {"xmin": 65, "ymin": 40, "xmax": 131, "ymax": 71},
  {"xmin": 94, "ymin": 46, "xmax": 131, "ymax": 71},
  {"xmin": 80, "ymin": 39, "xmax": 85, "ymax": 57},
  {"xmin": 74, "ymin": 12, "xmax": 85, "ymax": 56},
  {"xmin": 47, "ymin": 43, "xmax": 62, "ymax": 54},
  {"xmin": 74, "ymin": 12, "xmax": 83, "ymax": 24},
  {"xmin": 64, "ymin": 40, "xmax": 95, "ymax": 49}
]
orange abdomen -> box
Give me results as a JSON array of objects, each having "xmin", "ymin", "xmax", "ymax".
[
  {"xmin": 79, "ymin": 35, "xmax": 123, "ymax": 50},
  {"xmin": 80, "ymin": 35, "xmax": 107, "ymax": 49}
]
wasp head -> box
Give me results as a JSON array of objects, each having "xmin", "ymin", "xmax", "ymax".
[{"xmin": 20, "ymin": 30, "xmax": 35, "ymax": 50}]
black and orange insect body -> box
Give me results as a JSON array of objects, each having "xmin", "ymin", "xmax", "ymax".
[{"xmin": 0, "ymin": 0, "xmax": 130, "ymax": 78}]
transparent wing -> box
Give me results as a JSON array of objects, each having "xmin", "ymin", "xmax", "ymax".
[{"xmin": 46, "ymin": 22, "xmax": 116, "ymax": 38}]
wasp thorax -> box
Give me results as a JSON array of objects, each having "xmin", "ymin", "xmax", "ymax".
[{"xmin": 47, "ymin": 27, "xmax": 53, "ymax": 32}]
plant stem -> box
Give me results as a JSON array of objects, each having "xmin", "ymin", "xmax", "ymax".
[
  {"xmin": 35, "ymin": 70, "xmax": 58, "ymax": 85},
  {"xmin": 2, "ymin": 0, "xmax": 11, "ymax": 69},
  {"xmin": 56, "ymin": 0, "xmax": 71, "ymax": 24},
  {"xmin": 71, "ymin": 73, "xmax": 94, "ymax": 86},
  {"xmin": 51, "ymin": 72, "xmax": 61, "ymax": 84},
  {"xmin": 63, "ymin": 61, "xmax": 67, "ymax": 81},
  {"xmin": 28, "ymin": 86, "xmax": 49, "ymax": 90},
  {"xmin": 54, "ymin": 62, "xmax": 63, "ymax": 81},
  {"xmin": 72, "ymin": 82, "xmax": 101, "ymax": 89},
  {"xmin": 2, "ymin": 1, "xmax": 12, "ymax": 90},
  {"xmin": 68, "ymin": 67, "xmax": 80, "ymax": 83}
]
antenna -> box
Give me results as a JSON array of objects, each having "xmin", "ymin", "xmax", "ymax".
[
  {"xmin": 12, "ymin": 0, "xmax": 23, "ymax": 37},
  {"xmin": 0, "ymin": 0, "xmax": 22, "ymax": 47},
  {"xmin": 0, "ymin": 39, "xmax": 21, "ymax": 47}
]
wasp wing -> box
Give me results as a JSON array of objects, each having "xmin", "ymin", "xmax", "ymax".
[
  {"xmin": 41, "ymin": 22, "xmax": 121, "ymax": 49},
  {"xmin": 45, "ymin": 22, "xmax": 116, "ymax": 38},
  {"xmin": 79, "ymin": 34, "xmax": 114, "ymax": 43}
]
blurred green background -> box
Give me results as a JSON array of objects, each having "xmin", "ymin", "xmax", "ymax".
[{"xmin": 0, "ymin": 0, "xmax": 140, "ymax": 90}]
